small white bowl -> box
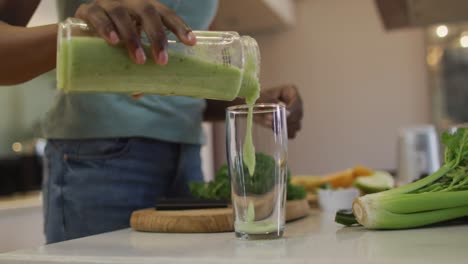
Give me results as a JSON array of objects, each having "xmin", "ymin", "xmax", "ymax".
[{"xmin": 317, "ymin": 188, "xmax": 360, "ymax": 212}]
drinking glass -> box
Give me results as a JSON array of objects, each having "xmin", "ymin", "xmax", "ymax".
[{"xmin": 226, "ymin": 103, "xmax": 288, "ymax": 240}]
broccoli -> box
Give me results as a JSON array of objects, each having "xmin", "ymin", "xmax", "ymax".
[
  {"xmin": 189, "ymin": 164, "xmax": 231, "ymax": 200},
  {"xmin": 287, "ymin": 182, "xmax": 307, "ymax": 200},
  {"xmin": 236, "ymin": 152, "xmax": 277, "ymax": 195}
]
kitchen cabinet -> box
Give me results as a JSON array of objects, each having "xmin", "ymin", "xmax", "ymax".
[
  {"xmin": 1, "ymin": 211, "xmax": 468, "ymax": 263},
  {"xmin": 376, "ymin": 0, "xmax": 468, "ymax": 30},
  {"xmin": 212, "ymin": 0, "xmax": 296, "ymax": 34},
  {"xmin": 0, "ymin": 156, "xmax": 43, "ymax": 196}
]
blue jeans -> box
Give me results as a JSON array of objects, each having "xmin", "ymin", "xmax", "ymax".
[{"xmin": 42, "ymin": 138, "xmax": 203, "ymax": 244}]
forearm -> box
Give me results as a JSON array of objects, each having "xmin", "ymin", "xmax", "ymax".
[
  {"xmin": 204, "ymin": 98, "xmax": 246, "ymax": 121},
  {"xmin": 0, "ymin": 23, "xmax": 57, "ymax": 85}
]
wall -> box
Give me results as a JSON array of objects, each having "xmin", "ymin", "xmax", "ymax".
[
  {"xmin": 28, "ymin": 0, "xmax": 59, "ymax": 25},
  {"xmin": 214, "ymin": 0, "xmax": 430, "ymax": 174},
  {"xmin": 0, "ymin": 0, "xmax": 58, "ymax": 157},
  {"xmin": 0, "ymin": 89, "xmax": 16, "ymax": 155}
]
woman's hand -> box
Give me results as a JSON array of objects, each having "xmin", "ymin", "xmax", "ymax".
[
  {"xmin": 75, "ymin": 0, "xmax": 196, "ymax": 65},
  {"xmin": 204, "ymin": 84, "xmax": 303, "ymax": 138},
  {"xmin": 257, "ymin": 84, "xmax": 303, "ymax": 139}
]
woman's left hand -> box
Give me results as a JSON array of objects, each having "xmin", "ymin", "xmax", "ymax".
[{"xmin": 257, "ymin": 84, "xmax": 303, "ymax": 138}]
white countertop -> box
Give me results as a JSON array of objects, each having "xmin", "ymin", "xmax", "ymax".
[{"xmin": 1, "ymin": 210, "xmax": 467, "ymax": 264}]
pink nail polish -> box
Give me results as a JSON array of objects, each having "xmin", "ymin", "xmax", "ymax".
[
  {"xmin": 158, "ymin": 50, "xmax": 168, "ymax": 65},
  {"xmin": 109, "ymin": 31, "xmax": 120, "ymax": 44},
  {"xmin": 135, "ymin": 48, "xmax": 146, "ymax": 64},
  {"xmin": 187, "ymin": 32, "xmax": 196, "ymax": 43}
]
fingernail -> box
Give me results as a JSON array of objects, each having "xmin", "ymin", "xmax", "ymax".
[
  {"xmin": 135, "ymin": 47, "xmax": 146, "ymax": 64},
  {"xmin": 109, "ymin": 31, "xmax": 120, "ymax": 44},
  {"xmin": 158, "ymin": 50, "xmax": 168, "ymax": 65},
  {"xmin": 187, "ymin": 31, "xmax": 196, "ymax": 43}
]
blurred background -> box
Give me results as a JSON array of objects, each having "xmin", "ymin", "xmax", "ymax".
[{"xmin": 0, "ymin": 0, "xmax": 467, "ymax": 252}]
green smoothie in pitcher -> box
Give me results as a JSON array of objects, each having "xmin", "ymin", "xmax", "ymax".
[
  {"xmin": 57, "ymin": 19, "xmax": 261, "ymax": 100},
  {"xmin": 58, "ymin": 37, "xmax": 247, "ymax": 100}
]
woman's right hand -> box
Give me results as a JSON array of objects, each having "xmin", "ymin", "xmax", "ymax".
[{"xmin": 75, "ymin": 0, "xmax": 197, "ymax": 65}]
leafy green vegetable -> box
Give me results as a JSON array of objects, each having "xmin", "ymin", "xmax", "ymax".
[
  {"xmin": 189, "ymin": 164, "xmax": 230, "ymax": 200},
  {"xmin": 287, "ymin": 183, "xmax": 307, "ymax": 200},
  {"xmin": 348, "ymin": 128, "xmax": 468, "ymax": 229},
  {"xmin": 286, "ymin": 167, "xmax": 307, "ymax": 200},
  {"xmin": 319, "ymin": 183, "xmax": 333, "ymax": 190},
  {"xmin": 190, "ymin": 153, "xmax": 306, "ymax": 201},
  {"xmin": 236, "ymin": 152, "xmax": 276, "ymax": 195}
]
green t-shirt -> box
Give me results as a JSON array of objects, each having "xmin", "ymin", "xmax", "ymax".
[{"xmin": 43, "ymin": 0, "xmax": 218, "ymax": 144}]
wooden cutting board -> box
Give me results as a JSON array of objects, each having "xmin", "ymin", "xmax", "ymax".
[{"xmin": 130, "ymin": 199, "xmax": 310, "ymax": 233}]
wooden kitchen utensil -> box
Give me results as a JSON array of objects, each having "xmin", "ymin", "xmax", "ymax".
[
  {"xmin": 286, "ymin": 199, "xmax": 311, "ymax": 221},
  {"xmin": 130, "ymin": 199, "xmax": 310, "ymax": 233},
  {"xmin": 130, "ymin": 207, "xmax": 233, "ymax": 233}
]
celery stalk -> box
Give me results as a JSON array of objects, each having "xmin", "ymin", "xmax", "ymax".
[
  {"xmin": 351, "ymin": 128, "xmax": 468, "ymax": 229},
  {"xmin": 377, "ymin": 190, "xmax": 468, "ymax": 214},
  {"xmin": 353, "ymin": 203, "xmax": 468, "ymax": 229}
]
